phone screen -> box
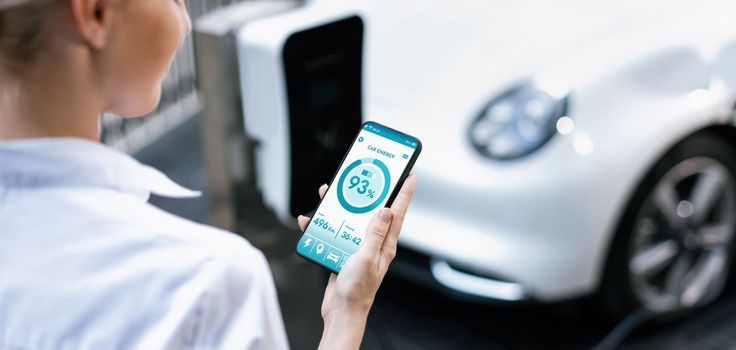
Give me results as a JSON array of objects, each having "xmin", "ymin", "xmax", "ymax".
[{"xmin": 296, "ymin": 121, "xmax": 421, "ymax": 272}]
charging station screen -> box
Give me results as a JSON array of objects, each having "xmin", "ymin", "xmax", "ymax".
[{"xmin": 297, "ymin": 123, "xmax": 418, "ymax": 272}]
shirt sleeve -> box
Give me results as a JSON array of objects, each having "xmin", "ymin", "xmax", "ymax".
[{"xmin": 193, "ymin": 246, "xmax": 290, "ymax": 350}]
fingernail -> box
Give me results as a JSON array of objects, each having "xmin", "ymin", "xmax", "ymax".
[
  {"xmin": 297, "ymin": 215, "xmax": 305, "ymax": 221},
  {"xmin": 379, "ymin": 208, "xmax": 392, "ymax": 222}
]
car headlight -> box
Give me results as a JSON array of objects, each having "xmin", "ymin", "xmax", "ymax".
[{"xmin": 468, "ymin": 80, "xmax": 569, "ymax": 160}]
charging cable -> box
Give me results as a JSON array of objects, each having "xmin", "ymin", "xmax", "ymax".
[{"xmin": 590, "ymin": 307, "xmax": 657, "ymax": 350}]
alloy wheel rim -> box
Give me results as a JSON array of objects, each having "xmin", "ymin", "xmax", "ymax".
[{"xmin": 629, "ymin": 157, "xmax": 736, "ymax": 312}]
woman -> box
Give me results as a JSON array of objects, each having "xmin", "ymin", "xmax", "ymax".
[{"xmin": 0, "ymin": 0, "xmax": 417, "ymax": 349}]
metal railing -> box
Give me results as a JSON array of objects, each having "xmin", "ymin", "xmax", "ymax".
[{"xmin": 100, "ymin": 0, "xmax": 253, "ymax": 153}]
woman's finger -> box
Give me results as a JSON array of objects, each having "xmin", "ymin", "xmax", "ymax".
[
  {"xmin": 381, "ymin": 175, "xmax": 417, "ymax": 260},
  {"xmin": 297, "ymin": 185, "xmax": 327, "ymax": 232},
  {"xmin": 359, "ymin": 208, "xmax": 393, "ymax": 255},
  {"xmin": 297, "ymin": 215, "xmax": 311, "ymax": 231}
]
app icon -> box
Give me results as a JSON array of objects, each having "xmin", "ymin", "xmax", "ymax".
[
  {"xmin": 315, "ymin": 243, "xmax": 325, "ymax": 255},
  {"xmin": 326, "ymin": 252, "xmax": 340, "ymax": 264},
  {"xmin": 338, "ymin": 254, "xmax": 351, "ymax": 269},
  {"xmin": 304, "ymin": 237, "xmax": 312, "ymax": 247}
]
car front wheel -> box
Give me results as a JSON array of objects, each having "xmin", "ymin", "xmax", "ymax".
[{"xmin": 603, "ymin": 132, "xmax": 736, "ymax": 316}]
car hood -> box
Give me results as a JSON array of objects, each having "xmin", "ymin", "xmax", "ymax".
[{"xmin": 358, "ymin": 0, "xmax": 697, "ymax": 173}]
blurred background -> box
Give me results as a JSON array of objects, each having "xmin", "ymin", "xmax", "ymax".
[{"xmin": 107, "ymin": 0, "xmax": 736, "ymax": 348}]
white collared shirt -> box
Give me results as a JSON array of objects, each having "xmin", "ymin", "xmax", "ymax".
[{"xmin": 0, "ymin": 138, "xmax": 289, "ymax": 350}]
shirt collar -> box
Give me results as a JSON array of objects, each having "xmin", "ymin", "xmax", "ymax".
[{"xmin": 0, "ymin": 137, "xmax": 201, "ymax": 201}]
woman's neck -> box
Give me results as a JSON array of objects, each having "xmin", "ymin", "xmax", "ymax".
[{"xmin": 0, "ymin": 45, "xmax": 103, "ymax": 142}]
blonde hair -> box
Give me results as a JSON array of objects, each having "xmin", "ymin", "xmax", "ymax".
[{"xmin": 0, "ymin": 0, "xmax": 56, "ymax": 73}]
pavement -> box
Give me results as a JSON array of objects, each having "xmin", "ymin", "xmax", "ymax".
[{"xmin": 134, "ymin": 115, "xmax": 736, "ymax": 350}]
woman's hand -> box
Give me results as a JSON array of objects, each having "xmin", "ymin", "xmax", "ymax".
[{"xmin": 297, "ymin": 174, "xmax": 417, "ymax": 350}]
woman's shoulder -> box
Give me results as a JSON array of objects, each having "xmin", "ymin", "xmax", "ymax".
[
  {"xmin": 95, "ymin": 196, "xmax": 274, "ymax": 290},
  {"xmin": 128, "ymin": 199, "xmax": 264, "ymax": 263},
  {"xmin": 57, "ymin": 187, "xmax": 268, "ymax": 277}
]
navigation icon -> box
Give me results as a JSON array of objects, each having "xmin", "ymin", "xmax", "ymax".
[{"xmin": 315, "ymin": 243, "xmax": 325, "ymax": 255}]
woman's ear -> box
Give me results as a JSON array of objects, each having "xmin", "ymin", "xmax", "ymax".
[{"xmin": 68, "ymin": 0, "xmax": 113, "ymax": 49}]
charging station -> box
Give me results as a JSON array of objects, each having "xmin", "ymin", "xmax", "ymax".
[
  {"xmin": 194, "ymin": 0, "xmax": 299, "ymax": 232},
  {"xmin": 236, "ymin": 2, "xmax": 366, "ymax": 225}
]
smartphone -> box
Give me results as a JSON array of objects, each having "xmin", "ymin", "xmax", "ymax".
[{"xmin": 296, "ymin": 121, "xmax": 422, "ymax": 273}]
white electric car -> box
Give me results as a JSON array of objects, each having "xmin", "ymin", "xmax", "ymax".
[{"xmin": 358, "ymin": 0, "xmax": 736, "ymax": 314}]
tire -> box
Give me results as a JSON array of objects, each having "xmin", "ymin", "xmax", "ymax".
[{"xmin": 601, "ymin": 132, "xmax": 736, "ymax": 318}]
